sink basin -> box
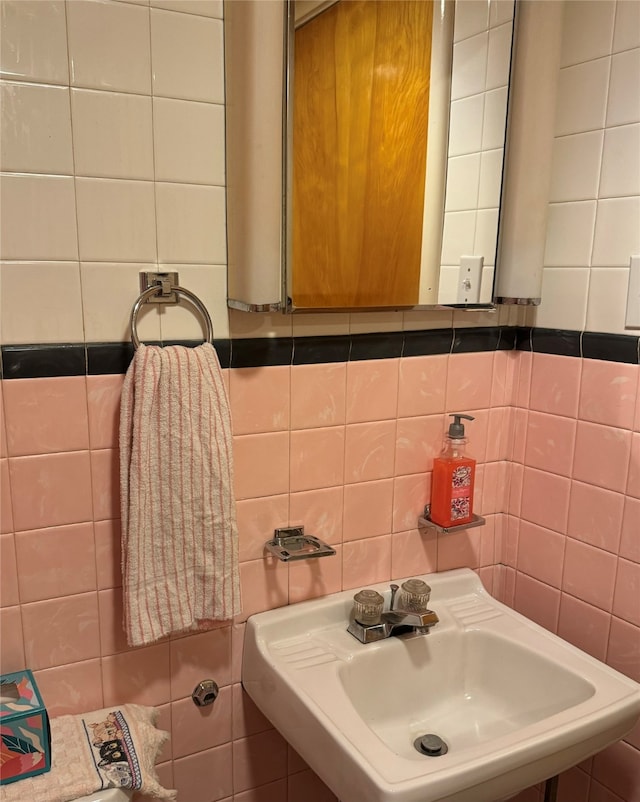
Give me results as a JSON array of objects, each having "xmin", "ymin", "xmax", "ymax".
[{"xmin": 242, "ymin": 569, "xmax": 640, "ymax": 802}]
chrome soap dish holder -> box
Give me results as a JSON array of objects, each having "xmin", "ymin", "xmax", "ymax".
[
  {"xmin": 418, "ymin": 504, "xmax": 486, "ymax": 534},
  {"xmin": 265, "ymin": 526, "xmax": 336, "ymax": 562}
]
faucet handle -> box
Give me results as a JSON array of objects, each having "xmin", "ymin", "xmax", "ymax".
[
  {"xmin": 353, "ymin": 589, "xmax": 384, "ymax": 625},
  {"xmin": 399, "ymin": 579, "xmax": 431, "ymax": 612}
]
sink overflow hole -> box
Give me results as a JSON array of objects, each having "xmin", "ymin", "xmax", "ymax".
[{"xmin": 413, "ymin": 733, "xmax": 448, "ymax": 756}]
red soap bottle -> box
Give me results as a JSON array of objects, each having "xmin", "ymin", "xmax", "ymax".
[{"xmin": 430, "ymin": 414, "xmax": 476, "ymax": 527}]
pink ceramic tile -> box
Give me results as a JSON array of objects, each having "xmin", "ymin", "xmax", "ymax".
[
  {"xmin": 627, "ymin": 432, "xmax": 640, "ymax": 498},
  {"xmin": 437, "ymin": 528, "xmax": 481, "ymax": 571},
  {"xmin": 22, "ymin": 591, "xmax": 100, "ymax": 670},
  {"xmin": 524, "ymin": 411, "xmax": 576, "ymax": 476},
  {"xmin": 90, "ymin": 448, "xmax": 120, "ymax": 521},
  {"xmin": 237, "ymin": 557, "xmax": 288, "ymax": 622},
  {"xmin": 288, "ymin": 769, "xmax": 338, "ymax": 802},
  {"xmin": 459, "ymin": 408, "xmax": 489, "ymax": 463},
  {"xmin": 289, "ymin": 486, "xmax": 344, "ymax": 545},
  {"xmin": 563, "ymin": 539, "xmax": 617, "ymax": 611},
  {"xmin": 230, "ymin": 366, "xmax": 290, "ymax": 435},
  {"xmin": 479, "ymin": 516, "xmax": 497, "ymax": 567},
  {"xmin": 290, "ymin": 362, "xmax": 346, "ymax": 430},
  {"xmin": 346, "ymin": 358, "xmax": 399, "ymax": 423},
  {"xmin": 343, "ymin": 479, "xmax": 393, "ymax": 541},
  {"xmin": 520, "ymin": 467, "xmax": 571, "ymax": 533},
  {"xmin": 592, "ymin": 740, "xmax": 640, "ymax": 802},
  {"xmin": 32, "ymin": 659, "xmax": 104, "ymax": 716},
  {"xmin": 9, "ymin": 451, "xmax": 93, "ymax": 531},
  {"xmin": 529, "ymin": 353, "xmax": 581, "ymax": 417},
  {"xmin": 620, "ymin": 497, "xmax": 640, "ymax": 563},
  {"xmin": 482, "ymin": 460, "xmax": 508, "ymax": 515},
  {"xmin": 0, "ymin": 534, "xmax": 18, "ymax": 606},
  {"xmin": 573, "ymin": 421, "xmax": 632, "ymax": 493},
  {"xmin": 558, "ymin": 593, "xmax": 611, "ymax": 662},
  {"xmin": 607, "ymin": 616, "xmax": 640, "ymax": 683},
  {"xmin": 98, "ymin": 587, "xmax": 129, "ymax": 655},
  {"xmin": 172, "ymin": 743, "xmax": 232, "ymax": 802},
  {"xmin": 171, "ymin": 685, "xmax": 232, "ymax": 758},
  {"xmin": 232, "ymin": 730, "xmax": 288, "ymax": 794},
  {"xmin": 515, "ymin": 350, "xmax": 533, "ymax": 410},
  {"xmin": 290, "ymin": 426, "xmax": 345, "ymax": 492},
  {"xmin": 557, "ymin": 766, "xmax": 590, "ymax": 802},
  {"xmin": 506, "ymin": 787, "xmax": 540, "ymax": 802},
  {"xmin": 170, "ymin": 626, "xmax": 232, "ymax": 699},
  {"xmin": 624, "ymin": 716, "xmax": 640, "ymax": 750},
  {"xmin": 394, "ymin": 414, "xmax": 444, "ymax": 476},
  {"xmin": 513, "ymin": 572, "xmax": 561, "ymax": 633},
  {"xmin": 0, "ymin": 606, "xmax": 24, "ymax": 673},
  {"xmin": 233, "ymin": 780, "xmax": 287, "ymax": 802},
  {"xmin": 0, "ymin": 459, "xmax": 13, "ymax": 533},
  {"xmin": 517, "ymin": 521, "xmax": 566, "ymax": 588},
  {"xmin": 503, "ymin": 515, "xmax": 520, "ymax": 567},
  {"xmin": 579, "ymin": 359, "xmax": 638, "ymax": 430},
  {"xmin": 232, "ymin": 683, "xmax": 273, "ymax": 740},
  {"xmin": 289, "ymin": 545, "xmax": 342, "ymax": 603},
  {"xmin": 478, "ymin": 566, "xmax": 495, "ymax": 595},
  {"xmin": 236, "ymin": 494, "xmax": 289, "ymax": 561},
  {"xmin": 3, "ymin": 376, "xmax": 89, "ymax": 456},
  {"xmin": 393, "ymin": 473, "xmax": 430, "ymax": 533},
  {"xmin": 233, "ymin": 431, "xmax": 289, "ymax": 500},
  {"xmin": 502, "ymin": 565, "xmax": 517, "ymax": 608},
  {"xmin": 0, "ymin": 383, "xmax": 6, "ymax": 458},
  {"xmin": 341, "ymin": 535, "xmax": 392, "ymax": 590},
  {"xmin": 101, "ymin": 642, "xmax": 171, "ymax": 706},
  {"xmin": 508, "ymin": 462, "xmax": 524, "ymax": 517},
  {"xmin": 511, "ymin": 408, "xmax": 529, "ymax": 464},
  {"xmin": 94, "ymin": 518, "xmax": 122, "ymax": 589},
  {"xmin": 397, "ymin": 354, "xmax": 447, "ymax": 418},
  {"xmin": 567, "ymin": 481, "xmax": 625, "ymax": 553},
  {"xmin": 490, "ymin": 350, "xmax": 516, "ymax": 407},
  {"xmin": 86, "ymin": 374, "xmax": 124, "ymax": 449},
  {"xmin": 288, "ymin": 744, "xmax": 307, "ymax": 774},
  {"xmin": 231, "ymin": 622, "xmax": 245, "ymax": 685},
  {"xmin": 445, "ymin": 351, "xmax": 494, "ymax": 413},
  {"xmin": 15, "ymin": 522, "xmax": 97, "ymax": 602},
  {"xmin": 486, "ymin": 406, "xmax": 511, "ymax": 462},
  {"xmin": 612, "ymin": 559, "xmax": 640, "ymax": 626},
  {"xmin": 391, "ymin": 528, "xmax": 437, "ymax": 577},
  {"xmin": 588, "ymin": 780, "xmax": 626, "ymax": 802},
  {"xmin": 344, "ymin": 420, "xmax": 396, "ymax": 483}
]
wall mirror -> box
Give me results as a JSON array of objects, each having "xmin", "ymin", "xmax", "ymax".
[{"xmin": 224, "ymin": 0, "xmax": 516, "ymax": 313}]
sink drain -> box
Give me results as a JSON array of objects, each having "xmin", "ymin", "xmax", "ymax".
[{"xmin": 413, "ymin": 733, "xmax": 448, "ymax": 756}]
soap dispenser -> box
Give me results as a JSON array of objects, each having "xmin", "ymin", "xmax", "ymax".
[{"xmin": 429, "ymin": 414, "xmax": 476, "ymax": 527}]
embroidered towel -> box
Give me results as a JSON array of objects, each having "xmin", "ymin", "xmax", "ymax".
[{"xmin": 119, "ymin": 343, "xmax": 241, "ymax": 647}]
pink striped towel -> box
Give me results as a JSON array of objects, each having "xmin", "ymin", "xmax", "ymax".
[{"xmin": 119, "ymin": 343, "xmax": 241, "ymax": 648}]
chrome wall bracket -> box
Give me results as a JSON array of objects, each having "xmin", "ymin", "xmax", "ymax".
[
  {"xmin": 265, "ymin": 526, "xmax": 336, "ymax": 562},
  {"xmin": 139, "ymin": 271, "xmax": 180, "ymax": 304},
  {"xmin": 418, "ymin": 504, "xmax": 486, "ymax": 534}
]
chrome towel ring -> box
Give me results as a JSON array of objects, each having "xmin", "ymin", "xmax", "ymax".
[{"xmin": 130, "ymin": 279, "xmax": 214, "ymax": 350}]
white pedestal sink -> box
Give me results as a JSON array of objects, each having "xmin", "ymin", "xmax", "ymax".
[{"xmin": 242, "ymin": 569, "xmax": 640, "ymax": 802}]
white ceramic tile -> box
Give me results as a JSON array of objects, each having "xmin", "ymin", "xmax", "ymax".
[
  {"xmin": 560, "ymin": 1, "xmax": 615, "ymax": 68},
  {"xmin": 290, "ymin": 313, "xmax": 351, "ymax": 337},
  {"xmin": 150, "ymin": 8, "xmax": 223, "ymax": 103},
  {"xmin": 613, "ymin": 0, "xmax": 640, "ymax": 52},
  {"xmin": 67, "ymin": 0, "xmax": 151, "ymax": 94},
  {"xmin": 592, "ymin": 197, "xmax": 640, "ymax": 266},
  {"xmin": 348, "ymin": 312, "xmax": 404, "ymax": 333},
  {"xmin": 474, "ymin": 208, "xmax": 499, "ymax": 265},
  {"xmin": 606, "ymin": 48, "xmax": 640, "ymax": 127},
  {"xmin": 153, "ymin": 97, "xmax": 225, "ymax": 185},
  {"xmin": 489, "ymin": 0, "xmax": 514, "ymax": 28},
  {"xmin": 403, "ymin": 309, "xmax": 454, "ymax": 330},
  {"xmin": 0, "ymin": 1, "xmax": 68, "ymax": 84},
  {"xmin": 75, "ymin": 178, "xmax": 157, "ymax": 262},
  {"xmin": 150, "ymin": 0, "xmax": 222, "ymax": 17},
  {"xmin": 480, "ymin": 265, "xmax": 495, "ymax": 303},
  {"xmin": 454, "ymin": 0, "xmax": 489, "ymax": 43},
  {"xmin": 451, "ymin": 32, "xmax": 488, "ymax": 101},
  {"xmin": 544, "ymin": 201, "xmax": 597, "ymax": 267},
  {"xmin": 0, "ymin": 174, "xmax": 78, "ymax": 260},
  {"xmin": 534, "ymin": 267, "xmax": 589, "ymax": 331},
  {"xmin": 477, "ymin": 148, "xmax": 503, "ymax": 209},
  {"xmin": 437, "ymin": 265, "xmax": 460, "ymax": 304},
  {"xmin": 0, "ymin": 261, "xmax": 84, "ymax": 343},
  {"xmin": 157, "ymin": 264, "xmax": 229, "ymax": 341},
  {"xmin": 441, "ymin": 210, "xmax": 476, "ymax": 265},
  {"xmin": 80, "ymin": 262, "xmax": 161, "ymax": 342},
  {"xmin": 155, "ymin": 183, "xmax": 226, "ymax": 264},
  {"xmin": 485, "ymin": 22, "xmax": 513, "ymax": 90},
  {"xmin": 586, "ymin": 266, "xmax": 632, "ymax": 334},
  {"xmin": 448, "ymin": 94, "xmax": 484, "ymax": 157},
  {"xmin": 71, "ymin": 89, "xmax": 153, "ymax": 179},
  {"xmin": 445, "ymin": 153, "xmax": 481, "ymax": 212},
  {"xmin": 549, "ymin": 130, "xmax": 604, "ymax": 202},
  {"xmin": 228, "ymin": 309, "xmax": 292, "ymax": 339},
  {"xmin": 452, "ymin": 308, "xmax": 497, "ymax": 328},
  {"xmin": 0, "ymin": 82, "xmax": 73, "ymax": 174},
  {"xmin": 555, "ymin": 58, "xmax": 610, "ymax": 137},
  {"xmin": 482, "ymin": 86, "xmax": 508, "ymax": 150},
  {"xmin": 600, "ymin": 123, "xmax": 640, "ymax": 198}
]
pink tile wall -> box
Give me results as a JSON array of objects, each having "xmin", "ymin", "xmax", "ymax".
[{"xmin": 2, "ymin": 348, "xmax": 639, "ymax": 800}]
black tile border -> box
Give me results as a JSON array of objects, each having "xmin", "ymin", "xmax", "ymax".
[{"xmin": 1, "ymin": 327, "xmax": 639, "ymax": 379}]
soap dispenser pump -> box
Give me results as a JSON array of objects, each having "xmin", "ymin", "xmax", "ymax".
[{"xmin": 429, "ymin": 414, "xmax": 476, "ymax": 528}]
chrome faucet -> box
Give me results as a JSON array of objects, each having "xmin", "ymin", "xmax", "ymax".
[{"xmin": 347, "ymin": 579, "xmax": 439, "ymax": 644}]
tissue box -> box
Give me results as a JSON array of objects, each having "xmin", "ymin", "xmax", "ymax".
[{"xmin": 0, "ymin": 670, "xmax": 51, "ymax": 785}]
